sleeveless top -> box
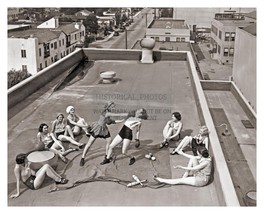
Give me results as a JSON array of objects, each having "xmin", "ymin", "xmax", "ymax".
[
  {"xmin": 169, "ymin": 121, "xmax": 182, "ymax": 131},
  {"xmin": 194, "ymin": 133, "xmax": 208, "ymax": 145},
  {"xmin": 124, "ymin": 117, "xmax": 142, "ymax": 129},
  {"xmin": 39, "ymin": 132, "xmax": 53, "ymax": 147},
  {"xmin": 53, "ymin": 120, "xmax": 66, "ymax": 133},
  {"xmin": 197, "ymin": 157, "xmax": 212, "ymax": 176}
]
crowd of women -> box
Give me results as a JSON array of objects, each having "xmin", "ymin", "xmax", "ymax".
[{"xmin": 9, "ymin": 101, "xmax": 212, "ymax": 198}]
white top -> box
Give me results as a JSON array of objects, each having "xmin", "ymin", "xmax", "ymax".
[{"xmin": 124, "ymin": 117, "xmax": 142, "ymax": 129}]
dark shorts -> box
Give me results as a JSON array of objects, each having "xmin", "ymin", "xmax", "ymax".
[
  {"xmin": 55, "ymin": 131, "xmax": 64, "ymax": 139},
  {"xmin": 118, "ymin": 125, "xmax": 133, "ymax": 140},
  {"xmin": 23, "ymin": 175, "xmax": 36, "ymax": 190},
  {"xmin": 191, "ymin": 138, "xmax": 205, "ymax": 156},
  {"xmin": 46, "ymin": 142, "xmax": 54, "ymax": 149}
]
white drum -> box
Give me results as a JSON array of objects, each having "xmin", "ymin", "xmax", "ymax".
[{"xmin": 27, "ymin": 150, "xmax": 58, "ymax": 170}]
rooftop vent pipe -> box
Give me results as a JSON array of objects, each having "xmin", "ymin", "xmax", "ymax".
[{"xmin": 140, "ymin": 38, "xmax": 155, "ymax": 64}]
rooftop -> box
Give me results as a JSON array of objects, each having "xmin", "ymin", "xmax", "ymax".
[
  {"xmin": 148, "ymin": 19, "xmax": 188, "ymax": 29},
  {"xmin": 7, "ymin": 48, "xmax": 256, "ymax": 206}
]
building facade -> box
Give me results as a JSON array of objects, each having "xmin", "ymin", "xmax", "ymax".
[
  {"xmin": 146, "ymin": 19, "xmax": 190, "ymax": 42},
  {"xmin": 8, "ymin": 18, "xmax": 85, "ymax": 75},
  {"xmin": 210, "ymin": 13, "xmax": 253, "ymax": 64},
  {"xmin": 232, "ymin": 23, "xmax": 256, "ymax": 111}
]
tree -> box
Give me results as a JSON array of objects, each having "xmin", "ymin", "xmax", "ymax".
[
  {"xmin": 115, "ymin": 11, "xmax": 121, "ymax": 26},
  {"xmin": 8, "ymin": 69, "xmax": 32, "ymax": 89},
  {"xmin": 83, "ymin": 13, "xmax": 99, "ymax": 34}
]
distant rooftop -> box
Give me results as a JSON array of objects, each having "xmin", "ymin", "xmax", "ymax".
[
  {"xmin": 148, "ymin": 19, "xmax": 188, "ymax": 29},
  {"xmin": 241, "ymin": 23, "xmax": 256, "ymax": 36},
  {"xmin": 245, "ymin": 11, "xmax": 256, "ymax": 20}
]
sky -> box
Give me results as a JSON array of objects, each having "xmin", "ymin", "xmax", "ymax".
[{"xmin": 2, "ymin": 0, "xmax": 263, "ymax": 212}]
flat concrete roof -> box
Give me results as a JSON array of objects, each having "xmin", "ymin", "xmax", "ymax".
[{"xmin": 8, "ymin": 57, "xmax": 220, "ymax": 206}]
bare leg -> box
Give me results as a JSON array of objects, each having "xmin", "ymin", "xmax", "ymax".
[
  {"xmin": 58, "ymin": 135, "xmax": 83, "ymax": 147},
  {"xmin": 77, "ymin": 118, "xmax": 89, "ymax": 133},
  {"xmin": 174, "ymin": 136, "xmax": 192, "ymax": 152},
  {"xmin": 122, "ymin": 139, "xmax": 133, "ymax": 159},
  {"xmin": 81, "ymin": 136, "xmax": 96, "ymax": 159},
  {"xmin": 34, "ymin": 164, "xmax": 62, "ymax": 189},
  {"xmin": 106, "ymin": 135, "xmax": 123, "ymax": 159},
  {"xmin": 65, "ymin": 125, "xmax": 75, "ymax": 139},
  {"xmin": 105, "ymin": 137, "xmax": 112, "ymax": 156},
  {"xmin": 154, "ymin": 176, "xmax": 196, "ymax": 186}
]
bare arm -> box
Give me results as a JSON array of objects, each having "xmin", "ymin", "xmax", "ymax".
[
  {"xmin": 105, "ymin": 112, "xmax": 128, "ymax": 117},
  {"xmin": 168, "ymin": 122, "xmax": 183, "ymax": 140},
  {"xmin": 203, "ymin": 137, "xmax": 209, "ymax": 150},
  {"xmin": 176, "ymin": 161, "xmax": 208, "ymax": 171},
  {"xmin": 135, "ymin": 123, "xmax": 141, "ymax": 140}
]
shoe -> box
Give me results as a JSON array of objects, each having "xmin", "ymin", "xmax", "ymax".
[
  {"xmin": 129, "ymin": 157, "xmax": 135, "ymax": 165},
  {"xmin": 85, "ymin": 132, "xmax": 90, "ymax": 137},
  {"xmin": 170, "ymin": 149, "xmax": 179, "ymax": 155},
  {"xmin": 159, "ymin": 142, "xmax": 165, "ymax": 149},
  {"xmin": 79, "ymin": 144, "xmax": 84, "ymax": 149},
  {"xmin": 164, "ymin": 142, "xmax": 169, "ymax": 148},
  {"xmin": 56, "ymin": 178, "xmax": 69, "ymax": 185},
  {"xmin": 100, "ymin": 158, "xmax": 110, "ymax": 165},
  {"xmin": 80, "ymin": 158, "xmax": 85, "ymax": 166}
]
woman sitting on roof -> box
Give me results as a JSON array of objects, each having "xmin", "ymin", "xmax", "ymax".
[
  {"xmin": 9, "ymin": 153, "xmax": 68, "ymax": 199},
  {"xmin": 37, "ymin": 123, "xmax": 76, "ymax": 163},
  {"xmin": 66, "ymin": 105, "xmax": 90, "ymax": 136},
  {"xmin": 171, "ymin": 125, "xmax": 209, "ymax": 156},
  {"xmin": 154, "ymin": 146, "xmax": 212, "ymax": 187},
  {"xmin": 160, "ymin": 112, "xmax": 183, "ymax": 148},
  {"xmin": 51, "ymin": 113, "xmax": 84, "ymax": 149}
]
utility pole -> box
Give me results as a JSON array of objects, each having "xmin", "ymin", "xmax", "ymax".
[{"xmin": 125, "ymin": 28, "xmax": 134, "ymax": 49}]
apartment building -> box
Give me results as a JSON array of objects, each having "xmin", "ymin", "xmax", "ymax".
[
  {"xmin": 146, "ymin": 19, "xmax": 190, "ymax": 42},
  {"xmin": 232, "ymin": 23, "xmax": 256, "ymax": 111},
  {"xmin": 8, "ymin": 18, "xmax": 85, "ymax": 75},
  {"xmin": 210, "ymin": 13, "xmax": 253, "ymax": 64}
]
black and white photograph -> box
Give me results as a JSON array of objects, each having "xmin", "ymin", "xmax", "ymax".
[{"xmin": 3, "ymin": 0, "xmax": 262, "ymax": 210}]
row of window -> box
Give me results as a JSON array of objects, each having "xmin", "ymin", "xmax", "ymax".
[
  {"xmin": 20, "ymin": 45, "xmax": 76, "ymax": 72},
  {"xmin": 216, "ymin": 44, "xmax": 234, "ymax": 56},
  {"xmin": 151, "ymin": 36, "xmax": 186, "ymax": 42},
  {"xmin": 212, "ymin": 24, "xmax": 236, "ymax": 41}
]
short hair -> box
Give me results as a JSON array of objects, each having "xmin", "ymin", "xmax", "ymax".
[
  {"xmin": 200, "ymin": 125, "xmax": 209, "ymax": 136},
  {"xmin": 16, "ymin": 153, "xmax": 27, "ymax": 165},
  {"xmin": 197, "ymin": 146, "xmax": 209, "ymax": 158},
  {"xmin": 172, "ymin": 112, "xmax": 181, "ymax": 121},
  {"xmin": 57, "ymin": 113, "xmax": 64, "ymax": 119},
  {"xmin": 38, "ymin": 123, "xmax": 48, "ymax": 132},
  {"xmin": 138, "ymin": 108, "xmax": 148, "ymax": 120}
]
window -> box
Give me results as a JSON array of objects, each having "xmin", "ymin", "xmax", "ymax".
[
  {"xmin": 59, "ymin": 40, "xmax": 61, "ymax": 47},
  {"xmin": 219, "ymin": 30, "xmax": 222, "ymax": 40},
  {"xmin": 21, "ymin": 49, "xmax": 26, "ymax": 58},
  {"xmin": 225, "ymin": 32, "xmax": 230, "ymax": 41},
  {"xmin": 176, "ymin": 37, "xmax": 181, "ymax": 42},
  {"xmin": 40, "ymin": 63, "xmax": 42, "ymax": 70},
  {"xmin": 54, "ymin": 42, "xmax": 57, "ymax": 49},
  {"xmin": 61, "ymin": 53, "xmax": 63, "ymax": 58},
  {"xmin": 51, "ymin": 43, "xmax": 53, "ymax": 48},
  {"xmin": 181, "ymin": 38, "xmax": 185, "ymax": 42},
  {"xmin": 39, "ymin": 48, "xmax": 42, "ymax": 57},
  {"xmin": 231, "ymin": 32, "xmax": 235, "ymax": 41},
  {"xmin": 45, "ymin": 60, "xmax": 48, "ymax": 67},
  {"xmin": 54, "ymin": 55, "xmax": 58, "ymax": 61},
  {"xmin": 155, "ymin": 37, "xmax": 159, "ymax": 42},
  {"xmin": 62, "ymin": 39, "xmax": 64, "ymax": 46},
  {"xmin": 229, "ymin": 48, "xmax": 234, "ymax": 56},
  {"xmin": 218, "ymin": 45, "xmax": 221, "ymax": 54},
  {"xmin": 22, "ymin": 65, "xmax": 27, "ymax": 71},
  {"xmin": 224, "ymin": 48, "xmax": 229, "ymax": 56},
  {"xmin": 75, "ymin": 34, "xmax": 77, "ymax": 40},
  {"xmin": 51, "ymin": 57, "xmax": 54, "ymax": 63},
  {"xmin": 165, "ymin": 37, "xmax": 170, "ymax": 42}
]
